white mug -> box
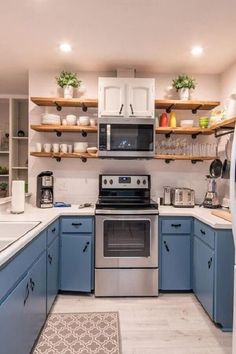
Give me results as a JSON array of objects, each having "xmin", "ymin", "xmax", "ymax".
[
  {"xmin": 68, "ymin": 144, "xmax": 73, "ymax": 153},
  {"xmin": 60, "ymin": 144, "xmax": 67, "ymax": 153},
  {"xmin": 66, "ymin": 114, "xmax": 76, "ymax": 126},
  {"xmin": 90, "ymin": 118, "xmax": 97, "ymax": 126},
  {"xmin": 35, "ymin": 143, "xmax": 42, "ymax": 152},
  {"xmin": 52, "ymin": 143, "xmax": 59, "ymax": 153},
  {"xmin": 43, "ymin": 143, "xmax": 51, "ymax": 153},
  {"xmin": 62, "ymin": 118, "xmax": 67, "ymax": 126}
]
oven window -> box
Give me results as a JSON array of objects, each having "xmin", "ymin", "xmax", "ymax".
[
  {"xmin": 104, "ymin": 220, "xmax": 150, "ymax": 257},
  {"xmin": 110, "ymin": 124, "xmax": 153, "ymax": 151}
]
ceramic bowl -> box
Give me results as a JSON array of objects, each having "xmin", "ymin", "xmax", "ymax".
[
  {"xmin": 180, "ymin": 120, "xmax": 194, "ymax": 127},
  {"xmin": 74, "ymin": 142, "xmax": 88, "ymax": 153},
  {"xmin": 78, "ymin": 116, "xmax": 90, "ymax": 126},
  {"xmin": 66, "ymin": 114, "xmax": 76, "ymax": 126},
  {"xmin": 87, "ymin": 147, "xmax": 98, "ymax": 154}
]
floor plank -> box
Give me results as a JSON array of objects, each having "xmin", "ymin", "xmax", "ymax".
[{"xmin": 52, "ymin": 293, "xmax": 232, "ymax": 354}]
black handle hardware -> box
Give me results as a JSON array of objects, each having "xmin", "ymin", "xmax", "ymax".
[
  {"xmin": 72, "ymin": 222, "xmax": 82, "ymax": 227},
  {"xmin": 83, "ymin": 241, "xmax": 90, "ymax": 253},
  {"xmin": 119, "ymin": 104, "xmax": 124, "ymax": 115},
  {"xmin": 48, "ymin": 254, "xmax": 52, "ymax": 264},
  {"xmin": 30, "ymin": 278, "xmax": 35, "ymax": 292},
  {"xmin": 130, "ymin": 104, "xmax": 134, "ymax": 115},
  {"xmin": 23, "ymin": 283, "xmax": 29, "ymax": 305},
  {"xmin": 208, "ymin": 257, "xmax": 213, "ymax": 269},
  {"xmin": 200, "ymin": 229, "xmax": 206, "ymax": 235},
  {"xmin": 164, "ymin": 241, "xmax": 170, "ymax": 252},
  {"xmin": 51, "ymin": 227, "xmax": 56, "ymax": 233},
  {"xmin": 171, "ymin": 224, "xmax": 181, "ymax": 228}
]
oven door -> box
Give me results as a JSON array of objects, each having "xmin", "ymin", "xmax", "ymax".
[
  {"xmin": 98, "ymin": 118, "xmax": 155, "ymax": 157},
  {"xmin": 95, "ymin": 214, "xmax": 158, "ymax": 268}
]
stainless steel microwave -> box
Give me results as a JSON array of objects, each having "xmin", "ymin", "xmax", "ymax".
[{"xmin": 98, "ymin": 118, "xmax": 155, "ymax": 157}]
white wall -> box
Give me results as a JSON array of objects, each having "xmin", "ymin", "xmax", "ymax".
[{"xmin": 29, "ymin": 69, "xmax": 221, "ymax": 205}]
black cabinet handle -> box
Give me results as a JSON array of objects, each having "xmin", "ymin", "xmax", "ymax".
[
  {"xmin": 119, "ymin": 104, "xmax": 124, "ymax": 115},
  {"xmin": 72, "ymin": 222, "xmax": 82, "ymax": 227},
  {"xmin": 171, "ymin": 224, "xmax": 181, "ymax": 228},
  {"xmin": 83, "ymin": 241, "xmax": 90, "ymax": 253},
  {"xmin": 23, "ymin": 283, "xmax": 29, "ymax": 305},
  {"xmin": 30, "ymin": 278, "xmax": 35, "ymax": 292},
  {"xmin": 164, "ymin": 241, "xmax": 170, "ymax": 252},
  {"xmin": 200, "ymin": 229, "xmax": 206, "ymax": 235},
  {"xmin": 48, "ymin": 254, "xmax": 52, "ymax": 264},
  {"xmin": 208, "ymin": 257, "xmax": 213, "ymax": 269},
  {"xmin": 130, "ymin": 104, "xmax": 134, "ymax": 115},
  {"xmin": 51, "ymin": 227, "xmax": 56, "ymax": 233}
]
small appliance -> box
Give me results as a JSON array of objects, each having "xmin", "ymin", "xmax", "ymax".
[
  {"xmin": 163, "ymin": 186, "xmax": 171, "ymax": 205},
  {"xmin": 98, "ymin": 117, "xmax": 155, "ymax": 158},
  {"xmin": 202, "ymin": 175, "xmax": 220, "ymax": 209},
  {"xmin": 36, "ymin": 171, "xmax": 54, "ymax": 208},
  {"xmin": 171, "ymin": 188, "xmax": 195, "ymax": 207}
]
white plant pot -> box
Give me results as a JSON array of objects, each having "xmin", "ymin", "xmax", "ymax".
[
  {"xmin": 179, "ymin": 88, "xmax": 190, "ymax": 101},
  {"xmin": 63, "ymin": 85, "xmax": 74, "ymax": 99}
]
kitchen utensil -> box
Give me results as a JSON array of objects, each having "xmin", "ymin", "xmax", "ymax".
[
  {"xmin": 43, "ymin": 144, "xmax": 51, "ymax": 153},
  {"xmin": 89, "ymin": 118, "xmax": 97, "ymax": 126},
  {"xmin": 199, "ymin": 117, "xmax": 209, "ymax": 128},
  {"xmin": 211, "ymin": 210, "xmax": 232, "ymax": 222},
  {"xmin": 54, "ymin": 201, "xmax": 71, "ymax": 207},
  {"xmin": 209, "ymin": 159, "xmax": 223, "ymax": 178},
  {"xmin": 78, "ymin": 116, "xmax": 90, "ymax": 126},
  {"xmin": 202, "ymin": 175, "xmax": 220, "ymax": 208},
  {"xmin": 222, "ymin": 137, "xmax": 231, "ymax": 179},
  {"xmin": 35, "ymin": 143, "xmax": 42, "ymax": 152},
  {"xmin": 74, "ymin": 142, "xmax": 88, "ymax": 153},
  {"xmin": 159, "ymin": 113, "xmax": 168, "ymax": 127},
  {"xmin": 180, "ymin": 119, "xmax": 194, "ymax": 127},
  {"xmin": 78, "ymin": 203, "xmax": 92, "ymax": 209},
  {"xmin": 52, "ymin": 143, "xmax": 59, "ymax": 153},
  {"xmin": 163, "ymin": 186, "xmax": 171, "ymax": 205}
]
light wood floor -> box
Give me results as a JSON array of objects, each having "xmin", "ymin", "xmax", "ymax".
[{"xmin": 52, "ymin": 293, "xmax": 232, "ymax": 354}]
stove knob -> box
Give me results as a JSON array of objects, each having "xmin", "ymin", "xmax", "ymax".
[
  {"xmin": 104, "ymin": 179, "xmax": 107, "ymax": 185},
  {"xmin": 143, "ymin": 179, "xmax": 147, "ymax": 185},
  {"xmin": 137, "ymin": 179, "xmax": 140, "ymax": 185},
  {"xmin": 109, "ymin": 179, "xmax": 113, "ymax": 185}
]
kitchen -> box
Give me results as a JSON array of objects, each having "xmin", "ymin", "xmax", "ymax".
[{"xmin": 0, "ymin": 0, "xmax": 236, "ymax": 353}]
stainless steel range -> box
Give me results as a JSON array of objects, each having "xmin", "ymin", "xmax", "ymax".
[{"xmin": 95, "ymin": 174, "xmax": 159, "ymax": 297}]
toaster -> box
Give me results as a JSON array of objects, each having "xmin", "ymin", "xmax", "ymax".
[{"xmin": 171, "ymin": 188, "xmax": 195, "ymax": 207}]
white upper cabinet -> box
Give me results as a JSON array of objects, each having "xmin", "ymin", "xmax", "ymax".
[{"xmin": 98, "ymin": 77, "xmax": 155, "ymax": 118}]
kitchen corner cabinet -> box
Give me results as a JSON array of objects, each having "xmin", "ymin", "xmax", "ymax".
[
  {"xmin": 98, "ymin": 77, "xmax": 155, "ymax": 118},
  {"xmin": 0, "ymin": 231, "xmax": 47, "ymax": 354},
  {"xmin": 60, "ymin": 216, "xmax": 94, "ymax": 292},
  {"xmin": 159, "ymin": 217, "xmax": 192, "ymax": 290},
  {"xmin": 193, "ymin": 219, "xmax": 234, "ymax": 331}
]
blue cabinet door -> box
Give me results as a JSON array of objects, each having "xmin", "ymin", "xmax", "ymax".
[
  {"xmin": 193, "ymin": 236, "xmax": 214, "ymax": 319},
  {"xmin": 60, "ymin": 234, "xmax": 92, "ymax": 292},
  {"xmin": 47, "ymin": 236, "xmax": 59, "ymax": 313},
  {"xmin": 161, "ymin": 235, "xmax": 191, "ymax": 290}
]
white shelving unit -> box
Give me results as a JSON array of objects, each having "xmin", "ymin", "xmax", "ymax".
[{"xmin": 0, "ymin": 95, "xmax": 28, "ymax": 197}]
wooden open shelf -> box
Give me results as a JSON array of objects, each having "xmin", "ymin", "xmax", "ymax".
[
  {"xmin": 30, "ymin": 124, "xmax": 97, "ymax": 133},
  {"xmin": 30, "ymin": 152, "xmax": 98, "ymax": 159},
  {"xmin": 155, "ymin": 99, "xmax": 220, "ymax": 112},
  {"xmin": 31, "ymin": 97, "xmax": 98, "ymax": 109},
  {"xmin": 154, "ymin": 155, "xmax": 217, "ymax": 161},
  {"xmin": 210, "ymin": 116, "xmax": 236, "ymax": 130},
  {"xmin": 156, "ymin": 127, "xmax": 212, "ymax": 136}
]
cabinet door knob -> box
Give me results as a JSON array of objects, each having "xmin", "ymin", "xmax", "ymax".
[
  {"xmin": 23, "ymin": 283, "xmax": 29, "ymax": 306},
  {"xmin": 83, "ymin": 241, "xmax": 90, "ymax": 253},
  {"xmin": 164, "ymin": 241, "xmax": 170, "ymax": 252},
  {"xmin": 119, "ymin": 104, "xmax": 124, "ymax": 115}
]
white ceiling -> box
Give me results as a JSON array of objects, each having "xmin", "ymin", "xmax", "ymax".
[{"xmin": 1, "ymin": 0, "xmax": 236, "ymax": 92}]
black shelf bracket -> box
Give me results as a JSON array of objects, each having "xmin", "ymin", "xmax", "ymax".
[
  {"xmin": 166, "ymin": 104, "xmax": 175, "ymax": 113},
  {"xmin": 214, "ymin": 127, "xmax": 234, "ymax": 138},
  {"xmin": 165, "ymin": 131, "xmax": 172, "ymax": 138},
  {"xmin": 54, "ymin": 102, "xmax": 62, "ymax": 111},
  {"xmin": 164, "ymin": 159, "xmax": 174, "ymax": 164},
  {"xmin": 192, "ymin": 105, "xmax": 202, "ymax": 114},
  {"xmin": 192, "ymin": 132, "xmax": 202, "ymax": 139},
  {"xmin": 191, "ymin": 159, "xmax": 203, "ymax": 164},
  {"xmin": 54, "ymin": 130, "xmax": 62, "ymax": 137},
  {"xmin": 80, "ymin": 156, "xmax": 87, "ymax": 163},
  {"xmin": 53, "ymin": 156, "xmax": 61, "ymax": 162},
  {"xmin": 81, "ymin": 130, "xmax": 87, "ymax": 137},
  {"xmin": 82, "ymin": 103, "xmax": 88, "ymax": 112}
]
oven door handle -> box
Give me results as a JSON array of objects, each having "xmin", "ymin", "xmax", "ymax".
[{"xmin": 107, "ymin": 124, "xmax": 111, "ymax": 151}]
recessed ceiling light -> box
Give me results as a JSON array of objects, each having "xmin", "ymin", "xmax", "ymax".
[
  {"xmin": 191, "ymin": 46, "xmax": 203, "ymax": 56},
  {"xmin": 59, "ymin": 43, "xmax": 72, "ymax": 53}
]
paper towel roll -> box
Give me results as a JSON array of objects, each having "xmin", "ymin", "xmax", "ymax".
[{"xmin": 11, "ymin": 180, "xmax": 25, "ymax": 214}]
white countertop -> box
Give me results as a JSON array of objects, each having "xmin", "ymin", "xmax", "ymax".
[{"xmin": 0, "ymin": 203, "xmax": 232, "ymax": 268}]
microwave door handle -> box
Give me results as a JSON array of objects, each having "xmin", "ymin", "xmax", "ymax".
[{"xmin": 107, "ymin": 124, "xmax": 111, "ymax": 150}]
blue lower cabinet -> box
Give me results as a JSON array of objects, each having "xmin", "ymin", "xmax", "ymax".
[
  {"xmin": 60, "ymin": 234, "xmax": 92, "ymax": 292},
  {"xmin": 193, "ymin": 236, "xmax": 214, "ymax": 319},
  {"xmin": 161, "ymin": 235, "xmax": 191, "ymax": 290},
  {"xmin": 0, "ymin": 251, "xmax": 46, "ymax": 354},
  {"xmin": 47, "ymin": 236, "xmax": 59, "ymax": 313}
]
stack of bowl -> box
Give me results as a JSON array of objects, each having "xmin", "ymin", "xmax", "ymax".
[{"xmin": 199, "ymin": 117, "xmax": 209, "ymax": 128}]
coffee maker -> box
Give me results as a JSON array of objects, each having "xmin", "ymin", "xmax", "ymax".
[
  {"xmin": 203, "ymin": 175, "xmax": 220, "ymax": 209},
  {"xmin": 36, "ymin": 171, "xmax": 53, "ymax": 208}
]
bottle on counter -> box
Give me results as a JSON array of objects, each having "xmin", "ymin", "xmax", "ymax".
[
  {"xmin": 169, "ymin": 111, "xmax": 177, "ymax": 128},
  {"xmin": 159, "ymin": 112, "xmax": 169, "ymax": 127}
]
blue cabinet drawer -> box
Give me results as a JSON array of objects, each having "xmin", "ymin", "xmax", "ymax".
[
  {"xmin": 47, "ymin": 219, "xmax": 59, "ymax": 245},
  {"xmin": 161, "ymin": 218, "xmax": 192, "ymax": 234},
  {"xmin": 61, "ymin": 217, "xmax": 93, "ymax": 234},
  {"xmin": 194, "ymin": 219, "xmax": 215, "ymax": 249}
]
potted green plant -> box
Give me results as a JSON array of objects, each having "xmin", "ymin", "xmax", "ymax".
[
  {"xmin": 0, "ymin": 166, "xmax": 9, "ymax": 175},
  {"xmin": 172, "ymin": 74, "xmax": 197, "ymax": 100},
  {"xmin": 56, "ymin": 70, "xmax": 82, "ymax": 99},
  {"xmin": 0, "ymin": 182, "xmax": 8, "ymax": 198}
]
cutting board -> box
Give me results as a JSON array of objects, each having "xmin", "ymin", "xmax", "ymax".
[{"xmin": 211, "ymin": 210, "xmax": 232, "ymax": 222}]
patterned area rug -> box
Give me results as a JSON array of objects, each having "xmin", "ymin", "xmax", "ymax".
[{"xmin": 33, "ymin": 312, "xmax": 121, "ymax": 354}]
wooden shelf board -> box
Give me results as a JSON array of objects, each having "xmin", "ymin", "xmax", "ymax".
[
  {"xmin": 156, "ymin": 127, "xmax": 212, "ymax": 135},
  {"xmin": 154, "ymin": 155, "xmax": 217, "ymax": 161},
  {"xmin": 30, "ymin": 124, "xmax": 97, "ymax": 133},
  {"xmin": 210, "ymin": 117, "xmax": 236, "ymax": 130},
  {"xmin": 155, "ymin": 99, "xmax": 220, "ymax": 111},
  {"xmin": 31, "ymin": 97, "xmax": 98, "ymax": 108},
  {"xmin": 30, "ymin": 152, "xmax": 98, "ymax": 159}
]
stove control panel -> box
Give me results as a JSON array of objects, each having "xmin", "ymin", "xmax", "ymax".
[{"xmin": 101, "ymin": 175, "xmax": 150, "ymax": 189}]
